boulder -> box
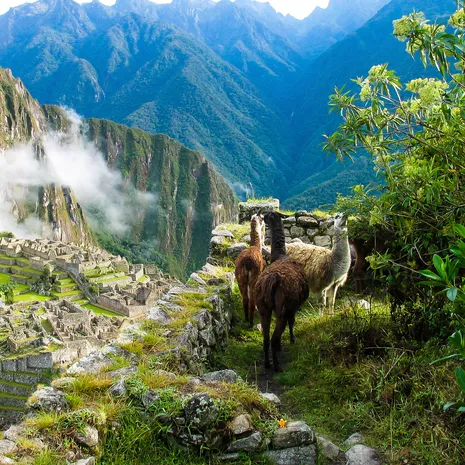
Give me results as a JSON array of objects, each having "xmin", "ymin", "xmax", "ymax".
[
  {"xmin": 72, "ymin": 458, "xmax": 96, "ymax": 465},
  {"xmin": 226, "ymin": 243, "xmax": 247, "ymax": 258},
  {"xmin": 141, "ymin": 390, "xmax": 161, "ymax": 409},
  {"xmin": 263, "ymin": 445, "xmax": 317, "ymax": 465},
  {"xmin": 0, "ymin": 440, "xmax": 15, "ymax": 455},
  {"xmin": 190, "ymin": 273, "xmax": 207, "ymax": 286},
  {"xmin": 74, "ymin": 425, "xmax": 99, "ymax": 449},
  {"xmin": 271, "ymin": 421, "xmax": 315, "ymax": 450},
  {"xmin": 107, "ymin": 365, "xmax": 138, "ymax": 380},
  {"xmin": 201, "ymin": 370, "xmax": 239, "ymax": 384},
  {"xmin": 66, "ymin": 350, "xmax": 114, "ymax": 375},
  {"xmin": 317, "ymin": 435, "xmax": 342, "ymax": 461},
  {"xmin": 345, "ymin": 444, "xmax": 383, "ymax": 465},
  {"xmin": 260, "ymin": 392, "xmax": 281, "ymax": 405},
  {"xmin": 343, "ymin": 433, "xmax": 365, "ymax": 447},
  {"xmin": 314, "ymin": 236, "xmax": 331, "ymax": 248},
  {"xmin": 3, "ymin": 425, "xmax": 25, "ymax": 442},
  {"xmin": 147, "ymin": 307, "xmax": 172, "ymax": 324},
  {"xmin": 227, "ymin": 432, "xmax": 262, "ymax": 452},
  {"xmin": 296, "ymin": 216, "xmax": 319, "ymax": 227},
  {"xmin": 212, "ymin": 229, "xmax": 234, "ymax": 239},
  {"xmin": 0, "ymin": 456, "xmax": 15, "ymax": 465},
  {"xmin": 27, "ymin": 387, "xmax": 69, "ymax": 413},
  {"xmin": 109, "ymin": 379, "xmax": 127, "ymax": 398},
  {"xmin": 230, "ymin": 414, "xmax": 253, "ymax": 436},
  {"xmin": 184, "ymin": 394, "xmax": 219, "ymax": 430}
]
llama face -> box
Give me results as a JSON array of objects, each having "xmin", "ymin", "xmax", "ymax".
[
  {"xmin": 251, "ymin": 214, "xmax": 265, "ymax": 243},
  {"xmin": 334, "ymin": 213, "xmax": 348, "ymax": 231}
]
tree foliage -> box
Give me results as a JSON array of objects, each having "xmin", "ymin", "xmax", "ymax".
[{"xmin": 325, "ymin": 2, "xmax": 465, "ymax": 292}]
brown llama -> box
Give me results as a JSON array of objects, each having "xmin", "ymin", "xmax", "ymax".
[
  {"xmin": 255, "ymin": 212, "xmax": 309, "ymax": 372},
  {"xmin": 235, "ymin": 214, "xmax": 265, "ymax": 327}
]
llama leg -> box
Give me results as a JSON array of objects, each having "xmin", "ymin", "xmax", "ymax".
[
  {"xmin": 271, "ymin": 315, "xmax": 287, "ymax": 372},
  {"xmin": 330, "ymin": 284, "xmax": 339, "ymax": 310},
  {"xmin": 326, "ymin": 286, "xmax": 334, "ymax": 313},
  {"xmin": 238, "ymin": 279, "xmax": 249, "ymax": 323},
  {"xmin": 288, "ymin": 313, "xmax": 296, "ymax": 344},
  {"xmin": 261, "ymin": 312, "xmax": 272, "ymax": 369},
  {"xmin": 248, "ymin": 275, "xmax": 258, "ymax": 328}
]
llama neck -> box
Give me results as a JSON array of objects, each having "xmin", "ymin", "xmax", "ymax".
[
  {"xmin": 332, "ymin": 227, "xmax": 351, "ymax": 270},
  {"xmin": 270, "ymin": 223, "xmax": 286, "ymax": 262},
  {"xmin": 250, "ymin": 225, "xmax": 262, "ymax": 249}
]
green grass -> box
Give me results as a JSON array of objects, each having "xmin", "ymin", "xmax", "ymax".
[
  {"xmin": 51, "ymin": 290, "xmax": 81, "ymax": 298},
  {"xmin": 213, "ymin": 284, "xmax": 465, "ymax": 465},
  {"xmin": 0, "ymin": 272, "xmax": 10, "ymax": 284},
  {"xmin": 0, "ymin": 392, "xmax": 28, "ymax": 400},
  {"xmin": 0, "ymin": 379, "xmax": 34, "ymax": 389},
  {"xmin": 14, "ymin": 293, "xmax": 52, "ymax": 303},
  {"xmin": 83, "ymin": 304, "xmax": 122, "ymax": 318}
]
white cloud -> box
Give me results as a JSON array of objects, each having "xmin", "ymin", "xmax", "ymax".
[
  {"xmin": 0, "ymin": 111, "xmax": 155, "ymax": 239},
  {"xmin": 0, "ymin": 0, "xmax": 330, "ymax": 20}
]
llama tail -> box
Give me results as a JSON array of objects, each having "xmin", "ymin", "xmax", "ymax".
[{"xmin": 261, "ymin": 273, "xmax": 280, "ymax": 308}]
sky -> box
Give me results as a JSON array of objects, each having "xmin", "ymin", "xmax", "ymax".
[{"xmin": 0, "ymin": 0, "xmax": 330, "ymax": 20}]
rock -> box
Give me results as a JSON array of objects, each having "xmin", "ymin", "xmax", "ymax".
[
  {"xmin": 0, "ymin": 456, "xmax": 15, "ymax": 465},
  {"xmin": 263, "ymin": 445, "xmax": 317, "ymax": 465},
  {"xmin": 27, "ymin": 387, "xmax": 69, "ymax": 413},
  {"xmin": 230, "ymin": 414, "xmax": 253, "ymax": 436},
  {"xmin": 211, "ymin": 236, "xmax": 227, "ymax": 247},
  {"xmin": 72, "ymin": 458, "xmax": 96, "ymax": 465},
  {"xmin": 199, "ymin": 328, "xmax": 216, "ymax": 346},
  {"xmin": 317, "ymin": 435, "xmax": 342, "ymax": 461},
  {"xmin": 0, "ymin": 440, "xmax": 15, "ymax": 455},
  {"xmin": 357, "ymin": 299, "xmax": 371, "ymax": 310},
  {"xmin": 190, "ymin": 272, "xmax": 207, "ymax": 286},
  {"xmin": 282, "ymin": 216, "xmax": 296, "ymax": 224},
  {"xmin": 153, "ymin": 370, "xmax": 177, "ymax": 380},
  {"xmin": 271, "ymin": 421, "xmax": 315, "ymax": 450},
  {"xmin": 345, "ymin": 445, "xmax": 383, "ymax": 465},
  {"xmin": 184, "ymin": 394, "xmax": 219, "ymax": 430},
  {"xmin": 107, "ymin": 365, "xmax": 138, "ymax": 380},
  {"xmin": 67, "ymin": 350, "xmax": 114, "ymax": 375},
  {"xmin": 296, "ymin": 216, "xmax": 319, "ymax": 227},
  {"xmin": 314, "ymin": 236, "xmax": 331, "ymax": 248},
  {"xmin": 260, "ymin": 392, "xmax": 281, "ymax": 405},
  {"xmin": 201, "ymin": 369, "xmax": 239, "ymax": 384},
  {"xmin": 290, "ymin": 238, "xmax": 303, "ymax": 243},
  {"xmin": 3, "ymin": 425, "xmax": 25, "ymax": 442},
  {"xmin": 228, "ymin": 431, "xmax": 262, "ymax": 452},
  {"xmin": 201, "ymin": 263, "xmax": 218, "ymax": 276},
  {"xmin": 147, "ymin": 307, "xmax": 172, "ymax": 324},
  {"xmin": 141, "ymin": 390, "xmax": 161, "ymax": 409},
  {"xmin": 290, "ymin": 226, "xmax": 305, "ymax": 237},
  {"xmin": 212, "ymin": 229, "xmax": 234, "ymax": 239},
  {"xmin": 207, "ymin": 277, "xmax": 223, "ymax": 286},
  {"xmin": 74, "ymin": 425, "xmax": 99, "ymax": 449},
  {"xmin": 51, "ymin": 377, "xmax": 77, "ymax": 390},
  {"xmin": 226, "ymin": 243, "xmax": 247, "ymax": 258},
  {"xmin": 238, "ymin": 199, "xmax": 279, "ymax": 223},
  {"xmin": 343, "ymin": 433, "xmax": 365, "ymax": 447},
  {"xmin": 241, "ymin": 234, "xmax": 251, "ymax": 242},
  {"xmin": 218, "ymin": 453, "xmax": 240, "ymax": 462},
  {"xmin": 109, "ymin": 379, "xmax": 127, "ymax": 398}
]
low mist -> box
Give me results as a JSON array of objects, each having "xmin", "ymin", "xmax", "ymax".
[{"xmin": 0, "ymin": 112, "xmax": 155, "ymax": 240}]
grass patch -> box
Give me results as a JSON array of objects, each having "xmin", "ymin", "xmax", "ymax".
[
  {"xmin": 218, "ymin": 223, "xmax": 250, "ymax": 242},
  {"xmin": 83, "ymin": 304, "xmax": 122, "ymax": 318},
  {"xmin": 14, "ymin": 293, "xmax": 52, "ymax": 303},
  {"xmin": 0, "ymin": 272, "xmax": 10, "ymax": 284},
  {"xmin": 214, "ymin": 285, "xmax": 465, "ymax": 464}
]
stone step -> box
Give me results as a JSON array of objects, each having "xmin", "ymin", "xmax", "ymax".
[
  {"xmin": 0, "ymin": 394, "xmax": 28, "ymax": 408},
  {"xmin": 0, "ymin": 406, "xmax": 25, "ymax": 428},
  {"xmin": 0, "ymin": 371, "xmax": 52, "ymax": 385},
  {"xmin": 0, "ymin": 380, "xmax": 34, "ymax": 397},
  {"xmin": 10, "ymin": 275, "xmax": 31, "ymax": 285}
]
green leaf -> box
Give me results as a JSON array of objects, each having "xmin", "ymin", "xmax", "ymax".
[
  {"xmin": 443, "ymin": 402, "xmax": 456, "ymax": 411},
  {"xmin": 431, "ymin": 353, "xmax": 460, "ymax": 364},
  {"xmin": 455, "ymin": 367, "xmax": 465, "ymax": 394},
  {"xmin": 419, "ymin": 270, "xmax": 442, "ymax": 281},
  {"xmin": 456, "ymin": 224, "xmax": 465, "ymax": 239},
  {"xmin": 447, "ymin": 287, "xmax": 458, "ymax": 301}
]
